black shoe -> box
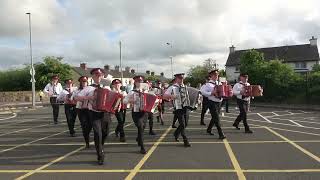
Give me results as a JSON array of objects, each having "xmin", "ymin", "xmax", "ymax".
[
  {"xmin": 174, "ymin": 136, "xmax": 179, "ymax": 142},
  {"xmin": 172, "ymin": 125, "xmax": 177, "ymax": 128},
  {"xmin": 156, "ymin": 116, "xmax": 160, "ymax": 122},
  {"xmin": 207, "ymin": 130, "xmax": 214, "ymax": 135},
  {"xmin": 233, "ymin": 123, "xmax": 240, "ymax": 130},
  {"xmin": 120, "ymin": 137, "xmax": 126, "ymax": 142},
  {"xmin": 149, "ymin": 130, "xmax": 156, "ymax": 135},
  {"xmin": 140, "ymin": 148, "xmax": 147, "ymax": 154},
  {"xmin": 226, "ymin": 111, "xmax": 230, "ymax": 113},
  {"xmin": 115, "ymin": 129, "xmax": 119, "ymax": 137},
  {"xmin": 97, "ymin": 154, "xmax": 104, "ymax": 165},
  {"xmin": 160, "ymin": 120, "xmax": 164, "ymax": 126},
  {"xmin": 183, "ymin": 140, "xmax": 191, "ymax": 147},
  {"xmin": 54, "ymin": 121, "xmax": 58, "ymax": 124},
  {"xmin": 70, "ymin": 133, "xmax": 76, "ymax": 137},
  {"xmin": 200, "ymin": 122, "xmax": 206, "ymax": 126},
  {"xmin": 245, "ymin": 129, "xmax": 253, "ymax": 134},
  {"xmin": 85, "ymin": 143, "xmax": 90, "ymax": 148},
  {"xmin": 219, "ymin": 135, "xmax": 226, "ymax": 139}
]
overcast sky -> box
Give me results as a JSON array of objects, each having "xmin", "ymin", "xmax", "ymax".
[{"xmin": 0, "ymin": 0, "xmax": 319, "ymax": 77}]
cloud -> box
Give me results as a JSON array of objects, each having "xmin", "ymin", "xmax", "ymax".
[{"xmin": 0, "ymin": 0, "xmax": 319, "ymax": 77}]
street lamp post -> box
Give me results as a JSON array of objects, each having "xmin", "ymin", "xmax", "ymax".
[
  {"xmin": 119, "ymin": 41, "xmax": 123, "ymax": 83},
  {"xmin": 26, "ymin": 12, "xmax": 36, "ymax": 108},
  {"xmin": 166, "ymin": 42, "xmax": 174, "ymax": 78}
]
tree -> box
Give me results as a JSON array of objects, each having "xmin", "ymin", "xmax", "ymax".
[
  {"xmin": 34, "ymin": 56, "xmax": 72, "ymax": 90},
  {"xmin": 0, "ymin": 67, "xmax": 30, "ymax": 91},
  {"xmin": 312, "ymin": 64, "xmax": 320, "ymax": 72}
]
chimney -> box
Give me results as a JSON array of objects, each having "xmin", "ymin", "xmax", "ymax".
[
  {"xmin": 80, "ymin": 63, "xmax": 87, "ymax": 70},
  {"xmin": 151, "ymin": 72, "xmax": 155, "ymax": 76},
  {"xmin": 310, "ymin": 36, "xmax": 317, "ymax": 46},
  {"xmin": 130, "ymin": 69, "xmax": 135, "ymax": 74},
  {"xmin": 229, "ymin": 45, "xmax": 235, "ymax": 54},
  {"xmin": 115, "ymin": 65, "xmax": 120, "ymax": 72},
  {"xmin": 160, "ymin": 72, "xmax": 164, "ymax": 77},
  {"xmin": 146, "ymin": 70, "xmax": 151, "ymax": 75},
  {"xmin": 125, "ymin": 66, "xmax": 131, "ymax": 72}
]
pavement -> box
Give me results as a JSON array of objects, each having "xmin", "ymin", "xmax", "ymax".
[{"xmin": 0, "ymin": 105, "xmax": 319, "ymax": 180}]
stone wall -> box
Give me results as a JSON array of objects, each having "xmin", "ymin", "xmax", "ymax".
[{"xmin": 0, "ymin": 91, "xmax": 49, "ymax": 103}]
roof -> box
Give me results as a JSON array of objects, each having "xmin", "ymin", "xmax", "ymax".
[{"xmin": 226, "ymin": 44, "xmax": 320, "ymax": 66}]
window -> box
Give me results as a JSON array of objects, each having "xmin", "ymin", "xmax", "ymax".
[
  {"xmin": 235, "ymin": 66, "xmax": 240, "ymax": 72},
  {"xmin": 295, "ymin": 62, "xmax": 307, "ymax": 69}
]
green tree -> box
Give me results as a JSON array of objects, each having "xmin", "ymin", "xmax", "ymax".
[
  {"xmin": 0, "ymin": 67, "xmax": 31, "ymax": 91},
  {"xmin": 34, "ymin": 56, "xmax": 72, "ymax": 90},
  {"xmin": 312, "ymin": 64, "xmax": 320, "ymax": 72}
]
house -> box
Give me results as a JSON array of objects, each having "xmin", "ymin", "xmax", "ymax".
[
  {"xmin": 225, "ymin": 36, "xmax": 320, "ymax": 82},
  {"xmin": 71, "ymin": 63, "xmax": 167, "ymax": 86}
]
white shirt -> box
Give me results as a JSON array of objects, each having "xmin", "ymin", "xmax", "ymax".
[
  {"xmin": 43, "ymin": 83, "xmax": 63, "ymax": 97},
  {"xmin": 57, "ymin": 87, "xmax": 78, "ymax": 102},
  {"xmin": 233, "ymin": 81, "xmax": 251, "ymax": 101},
  {"xmin": 124, "ymin": 89, "xmax": 144, "ymax": 112},
  {"xmin": 200, "ymin": 80, "xmax": 223, "ymax": 103}
]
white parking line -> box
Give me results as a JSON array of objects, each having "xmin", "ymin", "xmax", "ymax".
[
  {"xmin": 271, "ymin": 112, "xmax": 279, "ymax": 116},
  {"xmin": 257, "ymin": 113, "xmax": 272, "ymax": 123},
  {"xmin": 289, "ymin": 120, "xmax": 304, "ymax": 127},
  {"xmin": 0, "ymin": 113, "xmax": 17, "ymax": 121}
]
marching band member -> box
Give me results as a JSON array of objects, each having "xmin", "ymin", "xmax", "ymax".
[
  {"xmin": 57, "ymin": 79, "xmax": 78, "ymax": 137},
  {"xmin": 43, "ymin": 75, "xmax": 63, "ymax": 124},
  {"xmin": 232, "ymin": 73, "xmax": 253, "ymax": 133},
  {"xmin": 123, "ymin": 76, "xmax": 147, "ymax": 154},
  {"xmin": 112, "ymin": 79, "xmax": 127, "ymax": 142},
  {"xmin": 153, "ymin": 80, "xmax": 165, "ymax": 125},
  {"xmin": 200, "ymin": 76, "xmax": 210, "ymax": 126},
  {"xmin": 221, "ymin": 81, "xmax": 230, "ymax": 113},
  {"xmin": 73, "ymin": 76, "xmax": 92, "ymax": 148},
  {"xmin": 75, "ymin": 68, "xmax": 111, "ymax": 165},
  {"xmin": 169, "ymin": 78, "xmax": 178, "ymax": 128},
  {"xmin": 200, "ymin": 70, "xmax": 226, "ymax": 139},
  {"xmin": 144, "ymin": 80, "xmax": 156, "ymax": 135},
  {"xmin": 163, "ymin": 73, "xmax": 191, "ymax": 147}
]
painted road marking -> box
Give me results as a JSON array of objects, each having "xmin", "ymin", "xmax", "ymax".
[
  {"xmin": 265, "ymin": 127, "xmax": 320, "ymax": 163},
  {"xmin": 223, "ymin": 139, "xmax": 246, "ymax": 180},
  {"xmin": 257, "ymin": 113, "xmax": 272, "ymax": 123},
  {"xmin": 125, "ymin": 127, "xmax": 172, "ymax": 180}
]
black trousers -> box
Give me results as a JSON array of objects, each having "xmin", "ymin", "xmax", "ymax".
[
  {"xmin": 200, "ymin": 97, "xmax": 209, "ymax": 123},
  {"xmin": 147, "ymin": 112, "xmax": 154, "ymax": 131},
  {"xmin": 221, "ymin": 98, "xmax": 229, "ymax": 112},
  {"xmin": 77, "ymin": 109, "xmax": 92, "ymax": 145},
  {"xmin": 132, "ymin": 112, "xmax": 146, "ymax": 149},
  {"xmin": 207, "ymin": 100, "xmax": 224, "ymax": 137},
  {"xmin": 64, "ymin": 104, "xmax": 77, "ymax": 135},
  {"xmin": 173, "ymin": 108, "xmax": 189, "ymax": 140},
  {"xmin": 115, "ymin": 109, "xmax": 125, "ymax": 138},
  {"xmin": 89, "ymin": 110, "xmax": 111, "ymax": 158},
  {"xmin": 234, "ymin": 99, "xmax": 250, "ymax": 130},
  {"xmin": 50, "ymin": 97, "xmax": 59, "ymax": 123},
  {"xmin": 172, "ymin": 110, "xmax": 178, "ymax": 126}
]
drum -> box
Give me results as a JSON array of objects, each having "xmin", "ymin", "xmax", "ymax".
[
  {"xmin": 92, "ymin": 88, "xmax": 123, "ymax": 113},
  {"xmin": 251, "ymin": 85, "xmax": 263, "ymax": 96}
]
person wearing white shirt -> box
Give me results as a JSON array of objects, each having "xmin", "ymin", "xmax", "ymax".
[
  {"xmin": 123, "ymin": 75, "xmax": 148, "ymax": 154},
  {"xmin": 112, "ymin": 79, "xmax": 127, "ymax": 142},
  {"xmin": 43, "ymin": 75, "xmax": 63, "ymax": 124},
  {"xmin": 200, "ymin": 70, "xmax": 226, "ymax": 139},
  {"xmin": 232, "ymin": 73, "xmax": 253, "ymax": 133},
  {"xmin": 57, "ymin": 79, "xmax": 78, "ymax": 137},
  {"xmin": 144, "ymin": 80, "xmax": 156, "ymax": 136},
  {"xmin": 153, "ymin": 80, "xmax": 164, "ymax": 126},
  {"xmin": 75, "ymin": 68, "xmax": 111, "ymax": 165},
  {"xmin": 200, "ymin": 76, "xmax": 210, "ymax": 126},
  {"xmin": 163, "ymin": 73, "xmax": 191, "ymax": 147},
  {"xmin": 72, "ymin": 76, "xmax": 92, "ymax": 148}
]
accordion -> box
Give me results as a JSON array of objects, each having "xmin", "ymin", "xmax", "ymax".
[
  {"xmin": 172, "ymin": 86, "xmax": 199, "ymax": 110},
  {"xmin": 92, "ymin": 88, "xmax": 123, "ymax": 113},
  {"xmin": 132, "ymin": 91, "xmax": 160, "ymax": 113},
  {"xmin": 214, "ymin": 85, "xmax": 233, "ymax": 98},
  {"xmin": 66, "ymin": 94, "xmax": 77, "ymax": 105},
  {"xmin": 244, "ymin": 85, "xmax": 263, "ymax": 97}
]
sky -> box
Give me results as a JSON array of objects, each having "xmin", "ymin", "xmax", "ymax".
[{"xmin": 0, "ymin": 0, "xmax": 319, "ymax": 77}]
